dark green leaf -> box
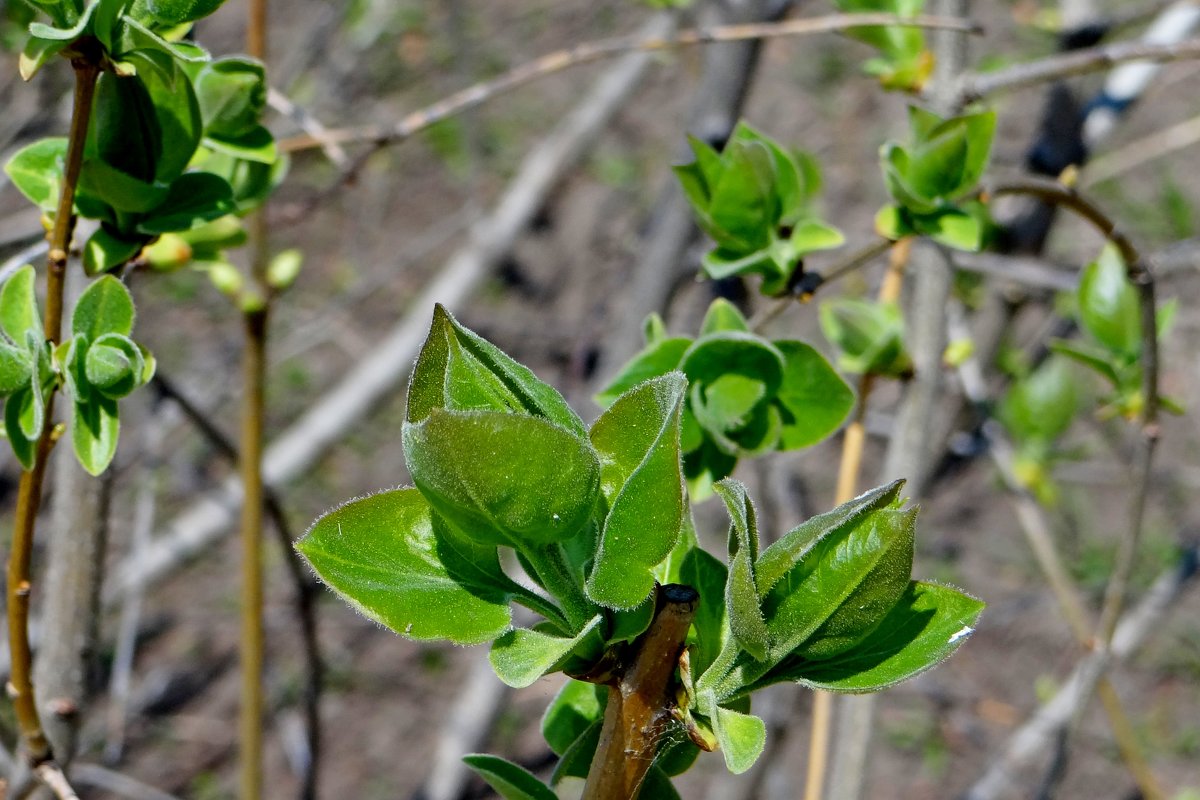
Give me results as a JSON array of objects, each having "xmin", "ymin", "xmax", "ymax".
[
  {"xmin": 78, "ymin": 158, "xmax": 168, "ymax": 213},
  {"xmin": 461, "ymin": 754, "xmax": 557, "ymax": 800},
  {"xmin": 587, "ymin": 373, "xmax": 686, "ymax": 610},
  {"xmin": 549, "ymin": 718, "xmax": 602, "ymax": 785},
  {"xmin": 774, "ymin": 341, "xmax": 854, "ymax": 449},
  {"xmin": 297, "ymin": 488, "xmax": 519, "ymax": 645},
  {"xmin": 639, "ymin": 766, "xmax": 682, "ymax": 799},
  {"xmin": 137, "ymin": 172, "xmax": 235, "ymax": 234},
  {"xmin": 766, "ymin": 581, "xmax": 984, "ymax": 692},
  {"xmin": 679, "ymin": 545, "xmax": 728, "ymax": 675},
  {"xmin": 130, "ymin": 49, "xmax": 203, "ymax": 182},
  {"xmin": 489, "ymin": 615, "xmax": 603, "ymax": 688},
  {"xmin": 204, "ymin": 124, "xmax": 277, "ymax": 164},
  {"xmin": 4, "ymin": 138, "xmax": 68, "ymax": 211},
  {"xmin": 682, "ymin": 333, "xmax": 786, "ymax": 397},
  {"xmin": 89, "ymin": 72, "xmax": 162, "ymax": 183},
  {"xmin": 541, "ymin": 679, "xmax": 606, "ymax": 756},
  {"xmin": 4, "ymin": 389, "xmax": 37, "ymax": 469},
  {"xmin": 403, "ymin": 410, "xmax": 599, "ymax": 548},
  {"xmin": 407, "ymin": 305, "xmax": 584, "ymax": 435}
]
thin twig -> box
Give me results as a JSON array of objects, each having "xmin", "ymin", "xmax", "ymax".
[
  {"xmin": 957, "ymin": 35, "xmax": 1200, "ymax": 103},
  {"xmin": 1083, "ymin": 111, "xmax": 1200, "ymax": 185},
  {"xmin": 950, "ymin": 302, "xmax": 1163, "ymax": 800},
  {"xmin": 6, "ymin": 50, "xmax": 98, "ymax": 796},
  {"xmin": 988, "ymin": 177, "xmax": 1161, "ymax": 649},
  {"xmin": 267, "ymin": 88, "xmax": 349, "ymax": 168},
  {"xmin": 70, "ymin": 763, "xmax": 182, "ymax": 800},
  {"xmin": 33, "ymin": 762, "xmax": 79, "ymax": 800},
  {"xmin": 275, "ymin": 13, "xmax": 979, "ymax": 226}
]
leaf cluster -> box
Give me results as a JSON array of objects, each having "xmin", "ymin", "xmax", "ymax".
[
  {"xmin": 834, "ymin": 0, "xmax": 934, "ymax": 91},
  {"xmin": 0, "ymin": 266, "xmax": 151, "ymax": 473},
  {"xmin": 876, "ymin": 106, "xmax": 996, "ymax": 251},
  {"xmin": 674, "ymin": 123, "xmax": 844, "ymax": 296},
  {"xmin": 6, "ymin": 0, "xmax": 282, "ymax": 277},
  {"xmin": 820, "ymin": 297, "xmax": 912, "ymax": 377},
  {"xmin": 597, "ymin": 299, "xmax": 854, "ymax": 495},
  {"xmin": 298, "ymin": 309, "xmax": 984, "ymax": 791}
]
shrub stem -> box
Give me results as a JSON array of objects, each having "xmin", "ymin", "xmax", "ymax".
[
  {"xmin": 6, "ymin": 49, "xmax": 98, "ymax": 797},
  {"xmin": 581, "ymin": 584, "xmax": 698, "ymax": 800}
]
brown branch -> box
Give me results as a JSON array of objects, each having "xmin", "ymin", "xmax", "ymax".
[
  {"xmin": 582, "ymin": 584, "xmax": 698, "ymax": 800},
  {"xmin": 957, "ymin": 36, "xmax": 1200, "ymax": 103},
  {"xmin": 6, "ymin": 51, "xmax": 98, "ymax": 798}
]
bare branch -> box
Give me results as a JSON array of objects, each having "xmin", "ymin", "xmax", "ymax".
[{"xmin": 957, "ymin": 36, "xmax": 1200, "ymax": 103}]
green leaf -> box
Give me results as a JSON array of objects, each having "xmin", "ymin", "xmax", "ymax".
[
  {"xmin": 204, "ymin": 124, "xmax": 278, "ymax": 164},
  {"xmin": 460, "ymin": 754, "xmax": 557, "ymax": 800},
  {"xmin": 1000, "ymin": 357, "xmax": 1078, "ymax": 444},
  {"xmin": 403, "ymin": 410, "xmax": 600, "ymax": 548},
  {"xmin": 194, "ymin": 57, "xmax": 267, "ymax": 139},
  {"xmin": 765, "ymin": 581, "xmax": 984, "ymax": 692},
  {"xmin": 706, "ymin": 141, "xmax": 774, "ymax": 251},
  {"xmin": 144, "ymin": 0, "xmax": 226, "ymax": 24},
  {"xmin": 541, "ymin": 679, "xmax": 606, "ymax": 755},
  {"xmin": 713, "ymin": 703, "xmax": 766, "ymax": 774},
  {"xmin": 762, "ymin": 505, "xmax": 915, "ymax": 662},
  {"xmin": 73, "ymin": 275, "xmax": 135, "ymax": 340},
  {"xmin": 130, "ymin": 48, "xmax": 203, "ymax": 182},
  {"xmin": 1079, "ymin": 244, "xmax": 1140, "ymax": 357},
  {"xmin": 0, "ymin": 265, "xmax": 42, "ymax": 345},
  {"xmin": 789, "ymin": 218, "xmax": 845, "ymax": 256},
  {"xmin": 714, "ymin": 480, "xmax": 768, "ymax": 661},
  {"xmin": 595, "ymin": 337, "xmax": 690, "ymax": 409},
  {"xmin": 4, "ymin": 138, "xmax": 68, "ymax": 211},
  {"xmin": 700, "ymin": 298, "xmax": 750, "ymax": 335},
  {"xmin": 1048, "ymin": 339, "xmax": 1120, "ymax": 386},
  {"xmin": 925, "ymin": 208, "xmax": 982, "ymax": 251},
  {"xmin": 0, "ymin": 344, "xmax": 32, "ymax": 394},
  {"xmin": 586, "ymin": 373, "xmax": 686, "ymax": 610},
  {"xmin": 89, "ymin": 72, "xmax": 162, "ymax": 184},
  {"xmin": 407, "ymin": 305, "xmax": 584, "ymax": 435},
  {"xmin": 549, "ymin": 718, "xmax": 603, "ymax": 785},
  {"xmin": 756, "ymin": 480, "xmax": 904, "ymax": 600},
  {"xmin": 5, "ymin": 389, "xmax": 37, "ymax": 469},
  {"xmin": 78, "ymin": 158, "xmax": 169, "ymax": 213},
  {"xmin": 489, "ymin": 615, "xmax": 603, "ymax": 688},
  {"xmin": 682, "ymin": 333, "xmax": 786, "ymax": 398},
  {"xmin": 679, "ymin": 545, "xmax": 728, "ymax": 675},
  {"xmin": 137, "ymin": 172, "xmax": 235, "ymax": 234},
  {"xmin": 28, "ymin": 0, "xmax": 98, "ymax": 40},
  {"xmin": 72, "ymin": 393, "xmax": 120, "ymax": 475},
  {"xmin": 819, "ymin": 298, "xmax": 910, "ymax": 377},
  {"xmin": 640, "ymin": 766, "xmax": 682, "ymax": 799},
  {"xmin": 85, "ymin": 333, "xmax": 148, "ymax": 398},
  {"xmin": 19, "ymin": 37, "xmax": 68, "ymax": 80},
  {"xmin": 296, "ymin": 488, "xmax": 519, "ymax": 645},
  {"xmin": 773, "ymin": 341, "xmax": 854, "ymax": 450},
  {"xmin": 83, "ymin": 228, "xmax": 147, "ymax": 276}
]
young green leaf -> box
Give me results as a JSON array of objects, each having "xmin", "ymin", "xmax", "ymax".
[
  {"xmin": 403, "ymin": 409, "xmax": 600, "ymax": 548},
  {"xmin": 83, "ymin": 227, "xmax": 148, "ymax": 276},
  {"xmin": 73, "ymin": 275, "xmax": 135, "ymax": 341},
  {"xmin": 679, "ymin": 545, "xmax": 729, "ymax": 675},
  {"xmin": 4, "ymin": 138, "xmax": 68, "ymax": 211},
  {"xmin": 145, "ymin": 0, "xmax": 227, "ymax": 24},
  {"xmin": 594, "ymin": 337, "xmax": 690, "ymax": 409},
  {"xmin": 194, "ymin": 57, "xmax": 267, "ymax": 140},
  {"xmin": 5, "ymin": 388, "xmax": 38, "ymax": 469},
  {"xmin": 1079, "ymin": 245, "xmax": 1140, "ymax": 357},
  {"xmin": 296, "ymin": 488, "xmax": 519, "ymax": 645},
  {"xmin": 137, "ymin": 172, "xmax": 235, "ymax": 234},
  {"xmin": 460, "ymin": 754, "xmax": 557, "ymax": 800},
  {"xmin": 541, "ymin": 679, "xmax": 606, "ymax": 755},
  {"xmin": 0, "ymin": 265, "xmax": 42, "ymax": 344},
  {"xmin": 699, "ymin": 297, "xmax": 751, "ymax": 335},
  {"xmin": 1000, "ymin": 357, "xmax": 1078, "ymax": 444},
  {"xmin": 586, "ymin": 373, "xmax": 686, "ymax": 610},
  {"xmin": 489, "ymin": 615, "xmax": 603, "ymax": 688},
  {"xmin": 712, "ymin": 703, "xmax": 766, "ymax": 775},
  {"xmin": 763, "ymin": 581, "xmax": 984, "ymax": 692},
  {"xmin": 72, "ymin": 393, "xmax": 120, "ymax": 475},
  {"xmin": 714, "ymin": 480, "xmax": 768, "ymax": 661},
  {"xmin": 756, "ymin": 480, "xmax": 905, "ymax": 596},
  {"xmin": 761, "ymin": 505, "xmax": 916, "ymax": 662},
  {"xmin": 773, "ymin": 341, "xmax": 854, "ymax": 449},
  {"xmin": 0, "ymin": 343, "xmax": 32, "ymax": 394},
  {"xmin": 407, "ymin": 304, "xmax": 584, "ymax": 434},
  {"xmin": 89, "ymin": 72, "xmax": 162, "ymax": 183}
]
